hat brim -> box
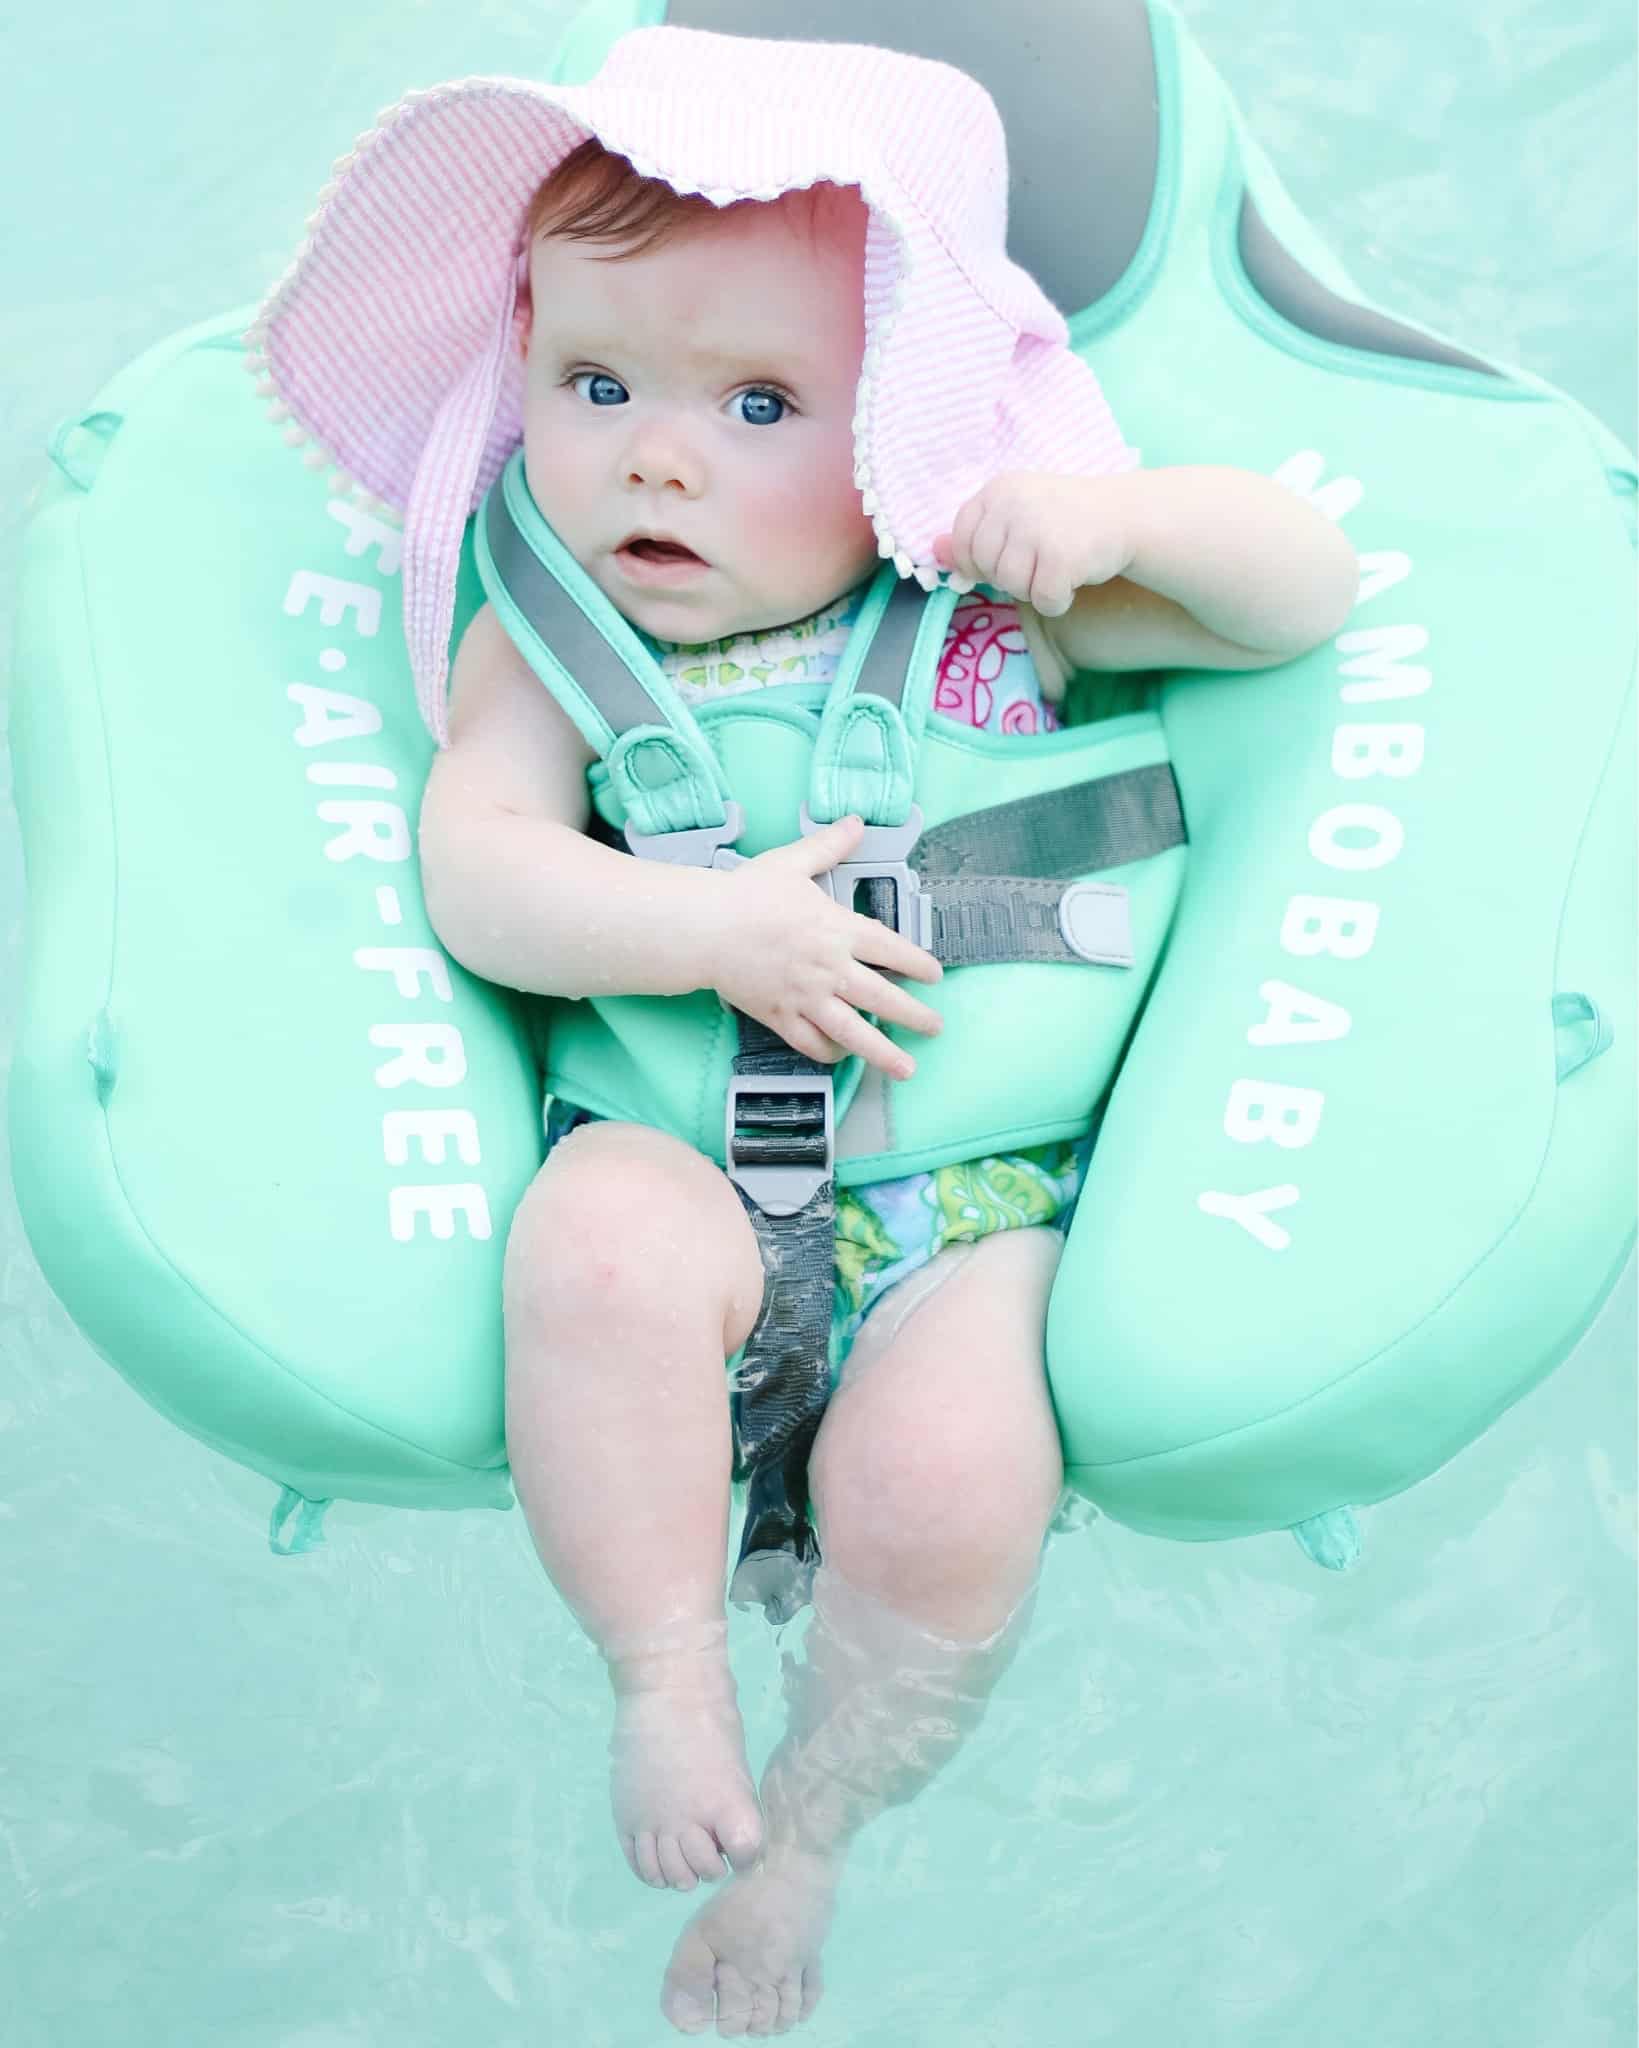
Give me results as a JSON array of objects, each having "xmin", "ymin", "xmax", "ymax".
[{"xmin": 244, "ymin": 31, "xmax": 1137, "ymax": 744}]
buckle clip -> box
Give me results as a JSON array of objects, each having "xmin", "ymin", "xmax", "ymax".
[
  {"xmin": 625, "ymin": 800, "xmax": 746, "ymax": 870},
  {"xmin": 800, "ymin": 802, "xmax": 933, "ymax": 949},
  {"xmin": 724, "ymin": 1073, "xmax": 835, "ymax": 1218}
]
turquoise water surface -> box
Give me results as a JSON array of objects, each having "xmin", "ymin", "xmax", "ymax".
[{"xmin": 2, "ymin": 2, "xmax": 1634, "ymax": 2043}]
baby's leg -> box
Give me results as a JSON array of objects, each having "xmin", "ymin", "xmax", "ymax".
[
  {"xmin": 659, "ymin": 1228, "xmax": 1065, "ymax": 2033},
  {"xmin": 503, "ymin": 1119, "xmax": 769, "ymax": 1891},
  {"xmin": 768, "ymin": 1225, "xmax": 1066, "ymax": 1852}
]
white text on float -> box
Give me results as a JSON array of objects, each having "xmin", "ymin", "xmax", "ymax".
[
  {"xmin": 1199, "ymin": 454, "xmax": 1423, "ymax": 1254},
  {"xmin": 282, "ymin": 498, "xmax": 492, "ymax": 1244}
]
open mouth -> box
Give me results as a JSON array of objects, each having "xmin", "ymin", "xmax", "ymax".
[
  {"xmin": 615, "ymin": 536, "xmax": 711, "ymax": 583},
  {"xmin": 622, "ymin": 538, "xmax": 702, "ymax": 564}
]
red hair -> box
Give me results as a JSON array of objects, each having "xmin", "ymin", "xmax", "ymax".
[{"xmin": 521, "ymin": 136, "xmax": 833, "ymax": 267}]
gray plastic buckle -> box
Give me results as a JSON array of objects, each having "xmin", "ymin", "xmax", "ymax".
[
  {"xmin": 799, "ymin": 802, "xmax": 933, "ymax": 949},
  {"xmin": 724, "ymin": 1073, "xmax": 835, "ymax": 1218},
  {"xmin": 625, "ymin": 799, "xmax": 747, "ymax": 870}
]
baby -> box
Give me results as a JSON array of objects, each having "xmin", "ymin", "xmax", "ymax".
[
  {"xmin": 415, "ymin": 139, "xmax": 1358, "ymax": 2037},
  {"xmin": 240, "ymin": 22, "xmax": 1356, "ymax": 2032}
]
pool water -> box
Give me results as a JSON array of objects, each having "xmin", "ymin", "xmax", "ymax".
[{"xmin": 1, "ymin": 2, "xmax": 1634, "ymax": 2042}]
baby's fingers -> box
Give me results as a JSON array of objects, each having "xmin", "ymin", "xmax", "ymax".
[
  {"xmin": 808, "ymin": 997, "xmax": 922, "ymax": 1080},
  {"xmin": 840, "ymin": 961, "xmax": 946, "ymax": 1040},
  {"xmin": 849, "ymin": 912, "xmax": 944, "ymax": 985},
  {"xmin": 774, "ymin": 1013, "xmax": 851, "ymax": 1067}
]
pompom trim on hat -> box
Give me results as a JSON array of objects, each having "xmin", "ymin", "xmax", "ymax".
[
  {"xmin": 240, "ymin": 342, "xmax": 403, "ymax": 520},
  {"xmin": 240, "ymin": 99, "xmax": 415, "ymax": 522}
]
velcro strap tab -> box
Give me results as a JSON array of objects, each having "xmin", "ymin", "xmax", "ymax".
[{"xmin": 1057, "ymin": 883, "xmax": 1135, "ymax": 966}]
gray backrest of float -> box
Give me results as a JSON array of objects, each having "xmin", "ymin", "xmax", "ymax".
[{"xmin": 673, "ymin": 0, "xmax": 1498, "ymax": 377}]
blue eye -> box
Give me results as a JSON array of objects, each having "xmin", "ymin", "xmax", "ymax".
[
  {"xmin": 736, "ymin": 390, "xmax": 787, "ymax": 427},
  {"xmin": 571, "ymin": 371, "xmax": 628, "ymax": 406}
]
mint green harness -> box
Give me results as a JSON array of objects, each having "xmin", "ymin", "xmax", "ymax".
[
  {"xmin": 476, "ymin": 448, "xmax": 1189, "ymax": 1617},
  {"xmin": 476, "ymin": 450, "xmax": 1187, "ymax": 1182}
]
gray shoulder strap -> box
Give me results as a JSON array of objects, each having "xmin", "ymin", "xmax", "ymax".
[{"xmin": 477, "ymin": 450, "xmax": 944, "ymax": 755}]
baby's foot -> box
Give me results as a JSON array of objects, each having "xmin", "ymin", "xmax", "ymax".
[
  {"xmin": 606, "ymin": 1619, "xmax": 764, "ymax": 1891},
  {"xmin": 660, "ymin": 1842, "xmax": 841, "ymax": 2036}
]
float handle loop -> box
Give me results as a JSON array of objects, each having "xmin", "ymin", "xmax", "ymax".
[
  {"xmin": 269, "ymin": 1485, "xmax": 332, "ymax": 1556},
  {"xmin": 1552, "ymin": 992, "xmax": 1613, "ymax": 1083},
  {"xmin": 47, "ymin": 410, "xmax": 124, "ymax": 492}
]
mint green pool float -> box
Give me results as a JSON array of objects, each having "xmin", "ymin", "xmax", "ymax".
[{"xmin": 10, "ymin": 0, "xmax": 1634, "ymax": 1571}]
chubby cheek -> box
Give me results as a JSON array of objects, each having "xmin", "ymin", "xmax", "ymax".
[
  {"xmin": 521, "ymin": 406, "xmax": 590, "ymax": 544},
  {"xmin": 729, "ymin": 455, "xmax": 871, "ymax": 583},
  {"xmin": 726, "ymin": 465, "xmax": 809, "ymax": 557}
]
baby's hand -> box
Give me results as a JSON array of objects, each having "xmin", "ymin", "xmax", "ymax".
[
  {"xmin": 932, "ymin": 470, "xmax": 1135, "ymax": 616},
  {"xmin": 708, "ymin": 816, "xmax": 944, "ymax": 1079}
]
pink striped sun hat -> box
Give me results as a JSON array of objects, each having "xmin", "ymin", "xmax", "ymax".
[{"xmin": 243, "ymin": 24, "xmax": 1140, "ymax": 746}]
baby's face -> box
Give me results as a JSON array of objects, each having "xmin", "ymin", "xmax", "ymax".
[{"xmin": 517, "ymin": 185, "xmax": 880, "ymax": 642}]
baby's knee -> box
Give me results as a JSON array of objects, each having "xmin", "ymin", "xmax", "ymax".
[
  {"xmin": 505, "ymin": 1121, "xmax": 682, "ymax": 1313},
  {"xmin": 504, "ymin": 1121, "xmax": 759, "ymax": 1333}
]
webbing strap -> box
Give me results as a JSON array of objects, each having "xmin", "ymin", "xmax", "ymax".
[
  {"xmin": 842, "ymin": 764, "xmax": 1186, "ymax": 969},
  {"xmin": 476, "ymin": 451, "xmax": 926, "ymax": 836},
  {"xmin": 477, "ymin": 453, "xmax": 730, "ymax": 837},
  {"xmin": 718, "ymin": 755, "xmax": 1187, "ymax": 1624},
  {"xmin": 915, "ymin": 764, "xmax": 1186, "ymax": 881},
  {"xmin": 808, "ymin": 574, "xmax": 949, "ymax": 825},
  {"xmin": 722, "ymin": 1014, "xmax": 837, "ymax": 1627},
  {"xmin": 930, "ymin": 878, "xmax": 1135, "ymax": 968}
]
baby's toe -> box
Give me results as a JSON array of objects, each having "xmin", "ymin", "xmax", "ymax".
[
  {"xmin": 657, "ymin": 1833, "xmax": 702, "ymax": 1890},
  {"xmin": 799, "ymin": 1966, "xmax": 824, "ymax": 2020},
  {"xmin": 709, "ymin": 1961, "xmax": 757, "ymax": 2036},
  {"xmin": 716, "ymin": 1802, "xmax": 765, "ymax": 1872},
  {"xmin": 629, "ymin": 1831, "xmax": 670, "ymax": 1888},
  {"xmin": 660, "ymin": 1926, "xmax": 718, "ymax": 2033},
  {"xmin": 679, "ymin": 1822, "xmax": 730, "ymax": 1882}
]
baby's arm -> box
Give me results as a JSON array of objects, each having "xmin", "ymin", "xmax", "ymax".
[
  {"xmin": 418, "ymin": 604, "xmax": 945, "ymax": 1076},
  {"xmin": 1037, "ymin": 465, "xmax": 1360, "ymax": 676},
  {"xmin": 419, "ymin": 601, "xmax": 725, "ymax": 1000}
]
